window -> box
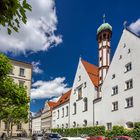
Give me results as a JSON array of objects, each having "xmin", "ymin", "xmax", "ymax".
[
  {"xmin": 73, "ymin": 121, "xmax": 76, "ymax": 128},
  {"xmin": 73, "ymin": 103, "xmax": 76, "ymax": 114},
  {"xmin": 128, "ymin": 48, "xmax": 131, "ymax": 53},
  {"xmin": 66, "ymin": 106, "xmax": 68, "ymax": 116},
  {"xmin": 83, "ymin": 120, "xmax": 87, "ymax": 127},
  {"xmin": 57, "ymin": 110, "xmax": 59, "ymax": 119},
  {"xmin": 119, "ymin": 55, "xmax": 122, "ymax": 59},
  {"xmin": 112, "ymin": 86, "xmax": 118, "ymax": 95},
  {"xmin": 19, "ymin": 80, "xmax": 25, "ymax": 87},
  {"xmin": 126, "ymin": 122, "xmax": 133, "ymax": 128},
  {"xmin": 66, "ymin": 123, "xmax": 68, "ymax": 128},
  {"xmin": 112, "ymin": 101, "xmax": 118, "ymax": 111},
  {"xmin": 78, "ymin": 87, "xmax": 82, "ymax": 100},
  {"xmin": 125, "ymin": 97, "xmax": 133, "ymax": 108},
  {"xmin": 17, "ymin": 123, "xmax": 22, "ymax": 130},
  {"xmin": 78, "ymin": 76, "xmax": 81, "ymax": 81},
  {"xmin": 62, "ymin": 108, "xmax": 64, "ymax": 118},
  {"xmin": 125, "ymin": 62, "xmax": 132, "ymax": 73},
  {"xmin": 125, "ymin": 79, "xmax": 133, "ymax": 90},
  {"xmin": 112, "ymin": 74, "xmax": 115, "ymax": 79},
  {"xmin": 84, "ymin": 82, "xmax": 87, "ymax": 88},
  {"xmin": 107, "ymin": 123, "xmax": 112, "ymax": 130},
  {"xmin": 19, "ymin": 68, "xmax": 25, "ymax": 77},
  {"xmin": 57, "ymin": 125, "xmax": 59, "ymax": 128},
  {"xmin": 103, "ymin": 33, "xmax": 106, "ymax": 40},
  {"xmin": 123, "ymin": 43, "xmax": 126, "ymax": 48},
  {"xmin": 83, "ymin": 98, "xmax": 88, "ymax": 111}
]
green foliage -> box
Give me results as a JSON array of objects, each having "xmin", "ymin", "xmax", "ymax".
[
  {"xmin": 132, "ymin": 122, "xmax": 140, "ymax": 140},
  {"xmin": 0, "ymin": 53, "xmax": 12, "ymax": 79},
  {"xmin": 52, "ymin": 126, "xmax": 105, "ymax": 137},
  {"xmin": 0, "ymin": 0, "xmax": 32, "ymax": 34}
]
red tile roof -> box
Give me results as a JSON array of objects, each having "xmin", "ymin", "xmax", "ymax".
[
  {"xmin": 81, "ymin": 59, "xmax": 99, "ymax": 87},
  {"xmin": 48, "ymin": 101, "xmax": 57, "ymax": 109},
  {"xmin": 53, "ymin": 89, "xmax": 71, "ymax": 108}
]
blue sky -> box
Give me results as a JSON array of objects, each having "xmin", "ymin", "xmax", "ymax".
[{"xmin": 0, "ymin": 0, "xmax": 140, "ymax": 113}]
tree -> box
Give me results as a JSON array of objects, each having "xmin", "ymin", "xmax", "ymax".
[
  {"xmin": 0, "ymin": 53, "xmax": 12, "ymax": 79},
  {"xmin": 0, "ymin": 53, "xmax": 30, "ymax": 139},
  {"xmin": 0, "ymin": 0, "xmax": 32, "ymax": 34}
]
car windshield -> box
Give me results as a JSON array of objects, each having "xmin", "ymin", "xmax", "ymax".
[{"xmin": 49, "ymin": 134, "xmax": 60, "ymax": 138}]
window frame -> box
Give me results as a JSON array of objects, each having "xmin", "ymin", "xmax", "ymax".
[
  {"xmin": 19, "ymin": 68, "xmax": 25, "ymax": 77},
  {"xmin": 125, "ymin": 79, "xmax": 133, "ymax": 90},
  {"xmin": 112, "ymin": 101, "xmax": 118, "ymax": 111}
]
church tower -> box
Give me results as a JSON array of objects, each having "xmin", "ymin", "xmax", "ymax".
[{"xmin": 97, "ymin": 15, "xmax": 112, "ymax": 86}]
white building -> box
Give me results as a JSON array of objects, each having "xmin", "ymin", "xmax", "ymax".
[
  {"xmin": 94, "ymin": 28, "xmax": 140, "ymax": 129},
  {"xmin": 51, "ymin": 20, "xmax": 140, "ymax": 130},
  {"xmin": 52, "ymin": 90, "xmax": 71, "ymax": 129},
  {"xmin": 41, "ymin": 101, "xmax": 56, "ymax": 132},
  {"xmin": 69, "ymin": 59, "xmax": 98, "ymax": 128},
  {"xmin": 32, "ymin": 113, "xmax": 42, "ymax": 134}
]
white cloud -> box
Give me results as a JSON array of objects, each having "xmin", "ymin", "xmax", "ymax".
[
  {"xmin": 49, "ymin": 96, "xmax": 61, "ymax": 102},
  {"xmin": 129, "ymin": 18, "xmax": 140, "ymax": 35},
  {"xmin": 31, "ymin": 77, "xmax": 70, "ymax": 99},
  {"xmin": 0, "ymin": 0, "xmax": 62, "ymax": 54},
  {"xmin": 32, "ymin": 61, "xmax": 43, "ymax": 74}
]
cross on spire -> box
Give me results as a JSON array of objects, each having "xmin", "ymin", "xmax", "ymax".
[{"xmin": 103, "ymin": 14, "xmax": 106, "ymax": 23}]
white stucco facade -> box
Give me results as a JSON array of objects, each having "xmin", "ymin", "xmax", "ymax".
[
  {"xmin": 69, "ymin": 59, "xmax": 98, "ymax": 128},
  {"xmin": 52, "ymin": 102, "xmax": 70, "ymax": 129},
  {"xmin": 32, "ymin": 115, "xmax": 42, "ymax": 134},
  {"xmin": 94, "ymin": 29, "xmax": 140, "ymax": 129}
]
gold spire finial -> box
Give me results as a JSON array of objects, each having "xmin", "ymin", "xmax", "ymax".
[{"xmin": 103, "ymin": 14, "xmax": 106, "ymax": 23}]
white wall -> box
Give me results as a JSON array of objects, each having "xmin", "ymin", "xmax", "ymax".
[
  {"xmin": 69, "ymin": 59, "xmax": 97, "ymax": 128},
  {"xmin": 94, "ymin": 29, "xmax": 140, "ymax": 128},
  {"xmin": 32, "ymin": 116, "xmax": 41, "ymax": 134},
  {"xmin": 52, "ymin": 102, "xmax": 69, "ymax": 129}
]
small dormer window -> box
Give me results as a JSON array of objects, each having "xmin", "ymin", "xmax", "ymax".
[
  {"xmin": 128, "ymin": 49, "xmax": 131, "ymax": 54},
  {"xmin": 84, "ymin": 82, "xmax": 87, "ymax": 88},
  {"xmin": 119, "ymin": 55, "xmax": 122, "ymax": 60},
  {"xmin": 123, "ymin": 43, "xmax": 126, "ymax": 48},
  {"xmin": 112, "ymin": 74, "xmax": 115, "ymax": 79},
  {"xmin": 78, "ymin": 76, "xmax": 81, "ymax": 81}
]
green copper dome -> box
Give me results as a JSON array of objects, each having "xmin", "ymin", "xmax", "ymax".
[{"xmin": 97, "ymin": 23, "xmax": 112, "ymax": 35}]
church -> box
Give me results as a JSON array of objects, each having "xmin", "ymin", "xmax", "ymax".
[{"xmin": 51, "ymin": 18, "xmax": 140, "ymax": 130}]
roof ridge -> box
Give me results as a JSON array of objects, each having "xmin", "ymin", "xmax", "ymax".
[
  {"xmin": 81, "ymin": 59, "xmax": 98, "ymax": 68},
  {"xmin": 126, "ymin": 27, "xmax": 140, "ymax": 38}
]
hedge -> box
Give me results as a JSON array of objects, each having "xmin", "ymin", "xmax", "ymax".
[{"xmin": 51, "ymin": 122, "xmax": 140, "ymax": 139}]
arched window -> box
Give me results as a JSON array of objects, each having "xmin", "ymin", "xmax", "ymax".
[
  {"xmin": 62, "ymin": 124, "xmax": 64, "ymax": 128},
  {"xmin": 83, "ymin": 120, "xmax": 87, "ymax": 127},
  {"xmin": 83, "ymin": 98, "xmax": 88, "ymax": 111},
  {"xmin": 103, "ymin": 33, "xmax": 106, "ymax": 40},
  {"xmin": 66, "ymin": 123, "xmax": 68, "ymax": 128},
  {"xmin": 126, "ymin": 121, "xmax": 133, "ymax": 128},
  {"xmin": 73, "ymin": 121, "xmax": 76, "ymax": 128},
  {"xmin": 100, "ymin": 36, "xmax": 102, "ymax": 42},
  {"xmin": 73, "ymin": 102, "xmax": 76, "ymax": 114}
]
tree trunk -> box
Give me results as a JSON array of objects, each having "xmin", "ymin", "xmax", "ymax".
[
  {"xmin": 10, "ymin": 122, "xmax": 13, "ymax": 139},
  {"xmin": 6, "ymin": 121, "xmax": 10, "ymax": 139}
]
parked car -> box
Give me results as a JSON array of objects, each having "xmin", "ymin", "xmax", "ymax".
[
  {"xmin": 87, "ymin": 136, "xmax": 106, "ymax": 140},
  {"xmin": 60, "ymin": 137, "xmax": 87, "ymax": 140},
  {"xmin": 0, "ymin": 133, "xmax": 7, "ymax": 140},
  {"xmin": 112, "ymin": 136, "xmax": 133, "ymax": 140},
  {"xmin": 32, "ymin": 133, "xmax": 43, "ymax": 140},
  {"xmin": 41, "ymin": 133, "xmax": 61, "ymax": 140}
]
